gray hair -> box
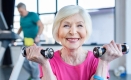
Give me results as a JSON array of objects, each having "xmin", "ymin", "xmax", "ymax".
[
  {"xmin": 16, "ymin": 2, "xmax": 26, "ymax": 9},
  {"xmin": 52, "ymin": 5, "xmax": 92, "ymax": 44}
]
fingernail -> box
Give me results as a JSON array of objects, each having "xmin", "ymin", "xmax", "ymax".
[{"xmin": 111, "ymin": 40, "xmax": 114, "ymax": 43}]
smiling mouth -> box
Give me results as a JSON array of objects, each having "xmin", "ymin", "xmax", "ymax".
[{"xmin": 66, "ymin": 38, "xmax": 80, "ymax": 42}]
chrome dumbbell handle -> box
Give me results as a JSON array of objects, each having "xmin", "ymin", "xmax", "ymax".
[
  {"xmin": 93, "ymin": 43, "xmax": 129, "ymax": 58},
  {"xmin": 21, "ymin": 46, "xmax": 54, "ymax": 59}
]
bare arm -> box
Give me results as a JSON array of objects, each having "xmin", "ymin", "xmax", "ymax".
[
  {"xmin": 90, "ymin": 40, "xmax": 123, "ymax": 80},
  {"xmin": 17, "ymin": 27, "xmax": 22, "ymax": 35},
  {"xmin": 90, "ymin": 59, "xmax": 108, "ymax": 80},
  {"xmin": 25, "ymin": 44, "xmax": 57, "ymax": 80},
  {"xmin": 35, "ymin": 20, "xmax": 44, "ymax": 42},
  {"xmin": 41, "ymin": 61, "xmax": 57, "ymax": 80},
  {"xmin": 37, "ymin": 20, "xmax": 44, "ymax": 36}
]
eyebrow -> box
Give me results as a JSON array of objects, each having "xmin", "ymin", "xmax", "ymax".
[
  {"xmin": 77, "ymin": 21, "xmax": 84, "ymax": 24},
  {"xmin": 63, "ymin": 21, "xmax": 84, "ymax": 24},
  {"xmin": 63, "ymin": 21, "xmax": 69, "ymax": 24}
]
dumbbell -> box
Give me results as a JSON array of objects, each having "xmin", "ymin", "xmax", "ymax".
[
  {"xmin": 93, "ymin": 43, "xmax": 129, "ymax": 58},
  {"xmin": 21, "ymin": 46, "xmax": 54, "ymax": 59}
]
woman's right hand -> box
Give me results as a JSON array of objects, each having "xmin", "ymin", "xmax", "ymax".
[
  {"xmin": 26, "ymin": 43, "xmax": 48, "ymax": 65},
  {"xmin": 100, "ymin": 40, "xmax": 123, "ymax": 63}
]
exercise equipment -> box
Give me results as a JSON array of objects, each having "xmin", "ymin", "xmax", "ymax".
[
  {"xmin": 21, "ymin": 47, "xmax": 54, "ymax": 59},
  {"xmin": 93, "ymin": 43, "xmax": 129, "ymax": 58},
  {"xmin": 0, "ymin": 12, "xmax": 21, "ymax": 65}
]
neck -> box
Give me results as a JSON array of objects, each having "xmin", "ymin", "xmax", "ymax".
[{"xmin": 60, "ymin": 47, "xmax": 87, "ymax": 65}]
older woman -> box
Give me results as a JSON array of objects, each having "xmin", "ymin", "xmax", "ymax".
[{"xmin": 26, "ymin": 5, "xmax": 123, "ymax": 80}]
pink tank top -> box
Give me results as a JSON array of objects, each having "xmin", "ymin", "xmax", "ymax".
[{"xmin": 39, "ymin": 50, "xmax": 109, "ymax": 80}]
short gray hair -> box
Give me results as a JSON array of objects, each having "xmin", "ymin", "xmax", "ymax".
[
  {"xmin": 52, "ymin": 5, "xmax": 92, "ymax": 44},
  {"xmin": 16, "ymin": 2, "xmax": 26, "ymax": 9}
]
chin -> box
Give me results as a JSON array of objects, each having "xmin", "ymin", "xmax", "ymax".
[{"xmin": 66, "ymin": 45, "xmax": 80, "ymax": 50}]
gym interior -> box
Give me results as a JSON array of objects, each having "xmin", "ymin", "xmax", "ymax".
[{"xmin": 0, "ymin": 0, "xmax": 131, "ymax": 80}]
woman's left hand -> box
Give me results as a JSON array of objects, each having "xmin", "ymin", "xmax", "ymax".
[{"xmin": 100, "ymin": 40, "xmax": 123, "ymax": 63}]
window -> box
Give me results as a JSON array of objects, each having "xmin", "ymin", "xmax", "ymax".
[
  {"xmin": 38, "ymin": 0, "xmax": 56, "ymax": 13},
  {"xmin": 57, "ymin": 0, "xmax": 76, "ymax": 11},
  {"xmin": 13, "ymin": 16, "xmax": 20, "ymax": 29},
  {"xmin": 86, "ymin": 8, "xmax": 115, "ymax": 44},
  {"xmin": 78, "ymin": 0, "xmax": 115, "ymax": 9},
  {"xmin": 39, "ymin": 14, "xmax": 55, "ymax": 44}
]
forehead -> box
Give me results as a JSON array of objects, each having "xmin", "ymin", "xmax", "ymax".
[{"xmin": 62, "ymin": 13, "xmax": 84, "ymax": 23}]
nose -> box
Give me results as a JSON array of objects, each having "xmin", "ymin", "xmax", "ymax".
[{"xmin": 69, "ymin": 25, "xmax": 77, "ymax": 35}]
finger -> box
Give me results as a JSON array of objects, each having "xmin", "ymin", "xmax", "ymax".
[
  {"xmin": 108, "ymin": 43, "xmax": 116, "ymax": 53},
  {"xmin": 117, "ymin": 44, "xmax": 122, "ymax": 52},
  {"xmin": 33, "ymin": 43, "xmax": 37, "ymax": 46},
  {"xmin": 30, "ymin": 47, "xmax": 43, "ymax": 61},
  {"xmin": 117, "ymin": 44, "xmax": 123, "ymax": 57},
  {"xmin": 103, "ymin": 44, "xmax": 112, "ymax": 56},
  {"xmin": 28, "ymin": 47, "xmax": 37, "ymax": 61},
  {"xmin": 110, "ymin": 40, "xmax": 120, "ymax": 53},
  {"xmin": 26, "ymin": 47, "xmax": 31, "ymax": 56},
  {"xmin": 32, "ymin": 46, "xmax": 41, "ymax": 57},
  {"xmin": 30, "ymin": 46, "xmax": 37, "ymax": 59},
  {"xmin": 110, "ymin": 41, "xmax": 123, "ymax": 58},
  {"xmin": 110, "ymin": 42, "xmax": 123, "ymax": 57},
  {"xmin": 26, "ymin": 47, "xmax": 31, "ymax": 59},
  {"xmin": 26, "ymin": 46, "xmax": 35, "ymax": 60}
]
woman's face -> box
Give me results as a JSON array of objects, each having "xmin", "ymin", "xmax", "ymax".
[{"xmin": 58, "ymin": 13, "xmax": 87, "ymax": 50}]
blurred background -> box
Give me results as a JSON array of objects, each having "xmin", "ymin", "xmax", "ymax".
[{"xmin": 0, "ymin": 0, "xmax": 131, "ymax": 80}]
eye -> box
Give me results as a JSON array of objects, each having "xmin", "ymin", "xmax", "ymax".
[
  {"xmin": 77, "ymin": 25, "xmax": 83, "ymax": 27},
  {"xmin": 64, "ymin": 25, "xmax": 70, "ymax": 27}
]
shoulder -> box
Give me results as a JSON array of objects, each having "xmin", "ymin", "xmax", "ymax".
[
  {"xmin": 29, "ymin": 12, "xmax": 38, "ymax": 16},
  {"xmin": 29, "ymin": 12, "xmax": 36, "ymax": 14}
]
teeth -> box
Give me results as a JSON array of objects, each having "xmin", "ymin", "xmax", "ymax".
[{"xmin": 67, "ymin": 38, "xmax": 78, "ymax": 41}]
